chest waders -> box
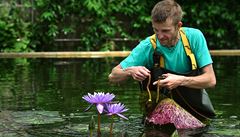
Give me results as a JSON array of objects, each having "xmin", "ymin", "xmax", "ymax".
[{"xmin": 140, "ymin": 28, "xmax": 215, "ymax": 121}]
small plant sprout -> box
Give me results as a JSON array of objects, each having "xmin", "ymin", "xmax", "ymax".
[{"xmin": 88, "ymin": 115, "xmax": 95, "ymax": 137}]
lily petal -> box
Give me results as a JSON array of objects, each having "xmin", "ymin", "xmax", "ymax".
[
  {"xmin": 96, "ymin": 103, "xmax": 104, "ymax": 114},
  {"xmin": 84, "ymin": 103, "xmax": 93, "ymax": 112},
  {"xmin": 117, "ymin": 113, "xmax": 128, "ymax": 120}
]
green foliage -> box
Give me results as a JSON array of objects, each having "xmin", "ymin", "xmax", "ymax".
[
  {"xmin": 75, "ymin": 0, "xmax": 154, "ymax": 51},
  {"xmin": 180, "ymin": 0, "xmax": 240, "ymax": 49},
  {"xmin": 0, "ymin": 0, "xmax": 239, "ymax": 51},
  {"xmin": 31, "ymin": 0, "xmax": 64, "ymax": 51},
  {"xmin": 0, "ymin": 2, "xmax": 33, "ymax": 52}
]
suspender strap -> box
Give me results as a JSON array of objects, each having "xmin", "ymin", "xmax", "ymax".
[
  {"xmin": 150, "ymin": 34, "xmax": 164, "ymax": 68},
  {"xmin": 150, "ymin": 27, "xmax": 197, "ymax": 70},
  {"xmin": 179, "ymin": 28, "xmax": 197, "ymax": 70},
  {"xmin": 150, "ymin": 34, "xmax": 157, "ymax": 49}
]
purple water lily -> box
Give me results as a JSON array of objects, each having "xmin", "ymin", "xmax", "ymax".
[
  {"xmin": 106, "ymin": 103, "xmax": 128, "ymax": 120},
  {"xmin": 82, "ymin": 92, "xmax": 115, "ymax": 114}
]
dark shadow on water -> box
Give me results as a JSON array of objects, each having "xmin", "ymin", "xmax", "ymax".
[
  {"xmin": 140, "ymin": 123, "xmax": 175, "ymax": 137},
  {"xmin": 177, "ymin": 126, "xmax": 216, "ymax": 137},
  {"xmin": 140, "ymin": 125, "xmax": 222, "ymax": 137}
]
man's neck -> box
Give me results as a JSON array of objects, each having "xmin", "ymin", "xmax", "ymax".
[{"xmin": 168, "ymin": 32, "xmax": 180, "ymax": 47}]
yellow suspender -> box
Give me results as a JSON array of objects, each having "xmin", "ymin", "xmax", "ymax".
[
  {"xmin": 150, "ymin": 34, "xmax": 165, "ymax": 68},
  {"xmin": 150, "ymin": 27, "xmax": 197, "ymax": 70}
]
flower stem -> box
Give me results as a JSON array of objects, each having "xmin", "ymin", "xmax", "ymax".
[
  {"xmin": 89, "ymin": 115, "xmax": 95, "ymax": 137},
  {"xmin": 89, "ymin": 129, "xmax": 92, "ymax": 137},
  {"xmin": 97, "ymin": 112, "xmax": 101, "ymax": 137},
  {"xmin": 110, "ymin": 115, "xmax": 114, "ymax": 137}
]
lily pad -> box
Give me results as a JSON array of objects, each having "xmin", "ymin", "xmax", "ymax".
[{"xmin": 12, "ymin": 111, "xmax": 65, "ymax": 125}]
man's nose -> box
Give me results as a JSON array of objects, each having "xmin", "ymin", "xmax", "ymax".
[{"xmin": 156, "ymin": 33, "xmax": 164, "ymax": 40}]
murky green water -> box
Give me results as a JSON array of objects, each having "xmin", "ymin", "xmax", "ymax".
[{"xmin": 0, "ymin": 57, "xmax": 240, "ymax": 137}]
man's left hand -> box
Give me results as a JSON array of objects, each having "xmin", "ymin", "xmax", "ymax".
[{"xmin": 153, "ymin": 73, "xmax": 185, "ymax": 90}]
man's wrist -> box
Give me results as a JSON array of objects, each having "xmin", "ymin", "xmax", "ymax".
[
  {"xmin": 181, "ymin": 76, "xmax": 191, "ymax": 86},
  {"xmin": 180, "ymin": 76, "xmax": 187, "ymax": 86},
  {"xmin": 123, "ymin": 69, "xmax": 131, "ymax": 77}
]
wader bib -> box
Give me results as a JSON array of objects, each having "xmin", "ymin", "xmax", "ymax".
[{"xmin": 141, "ymin": 28, "xmax": 215, "ymax": 121}]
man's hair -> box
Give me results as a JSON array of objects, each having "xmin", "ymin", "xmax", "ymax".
[{"xmin": 151, "ymin": 0, "xmax": 183, "ymax": 25}]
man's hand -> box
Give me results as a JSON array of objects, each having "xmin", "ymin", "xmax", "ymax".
[
  {"xmin": 153, "ymin": 73, "xmax": 185, "ymax": 90},
  {"xmin": 109, "ymin": 65, "xmax": 150, "ymax": 83},
  {"xmin": 153, "ymin": 64, "xmax": 216, "ymax": 89},
  {"xmin": 125, "ymin": 66, "xmax": 150, "ymax": 81}
]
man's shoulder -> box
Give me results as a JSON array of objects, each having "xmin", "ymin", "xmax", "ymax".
[
  {"xmin": 137, "ymin": 35, "xmax": 155, "ymax": 48},
  {"xmin": 129, "ymin": 35, "xmax": 154, "ymax": 56},
  {"xmin": 182, "ymin": 27, "xmax": 203, "ymax": 36},
  {"xmin": 182, "ymin": 27, "xmax": 205, "ymax": 41},
  {"xmin": 141, "ymin": 35, "xmax": 154, "ymax": 42}
]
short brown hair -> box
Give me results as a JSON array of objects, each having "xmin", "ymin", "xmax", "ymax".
[{"xmin": 151, "ymin": 0, "xmax": 183, "ymax": 25}]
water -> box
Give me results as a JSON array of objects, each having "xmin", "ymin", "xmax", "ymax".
[{"xmin": 0, "ymin": 57, "xmax": 240, "ymax": 137}]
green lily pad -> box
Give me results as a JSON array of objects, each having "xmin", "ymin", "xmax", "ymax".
[{"xmin": 12, "ymin": 111, "xmax": 65, "ymax": 125}]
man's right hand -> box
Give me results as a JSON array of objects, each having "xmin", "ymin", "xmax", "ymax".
[
  {"xmin": 108, "ymin": 65, "xmax": 150, "ymax": 83},
  {"xmin": 124, "ymin": 66, "xmax": 150, "ymax": 81}
]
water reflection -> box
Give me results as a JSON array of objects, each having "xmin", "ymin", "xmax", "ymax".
[{"xmin": 0, "ymin": 57, "xmax": 240, "ymax": 136}]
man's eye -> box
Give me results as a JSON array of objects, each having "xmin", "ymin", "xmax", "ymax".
[{"xmin": 162, "ymin": 30, "xmax": 170, "ymax": 33}]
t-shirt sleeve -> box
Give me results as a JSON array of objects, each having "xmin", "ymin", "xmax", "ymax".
[
  {"xmin": 120, "ymin": 37, "xmax": 154, "ymax": 69},
  {"xmin": 188, "ymin": 29, "xmax": 213, "ymax": 68}
]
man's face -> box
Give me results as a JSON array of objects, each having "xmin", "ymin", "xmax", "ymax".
[{"xmin": 152, "ymin": 19, "xmax": 181, "ymax": 47}]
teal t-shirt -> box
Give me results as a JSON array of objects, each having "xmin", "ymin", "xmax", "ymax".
[{"xmin": 120, "ymin": 27, "xmax": 213, "ymax": 73}]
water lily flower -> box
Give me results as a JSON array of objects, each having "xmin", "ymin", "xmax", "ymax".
[
  {"xmin": 106, "ymin": 103, "xmax": 128, "ymax": 120},
  {"xmin": 82, "ymin": 92, "xmax": 115, "ymax": 114}
]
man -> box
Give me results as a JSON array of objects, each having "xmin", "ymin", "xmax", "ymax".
[
  {"xmin": 109, "ymin": 0, "xmax": 216, "ymax": 92},
  {"xmin": 108, "ymin": 0, "xmax": 216, "ymax": 132}
]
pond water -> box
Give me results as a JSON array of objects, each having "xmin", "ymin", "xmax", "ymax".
[{"xmin": 0, "ymin": 56, "xmax": 240, "ymax": 137}]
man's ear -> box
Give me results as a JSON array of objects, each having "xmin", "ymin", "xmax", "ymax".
[{"xmin": 178, "ymin": 21, "xmax": 183, "ymax": 28}]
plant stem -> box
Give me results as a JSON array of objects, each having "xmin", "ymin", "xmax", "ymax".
[
  {"xmin": 89, "ymin": 115, "xmax": 95, "ymax": 137},
  {"xmin": 110, "ymin": 115, "xmax": 114, "ymax": 137},
  {"xmin": 97, "ymin": 112, "xmax": 101, "ymax": 137},
  {"xmin": 89, "ymin": 129, "xmax": 92, "ymax": 137}
]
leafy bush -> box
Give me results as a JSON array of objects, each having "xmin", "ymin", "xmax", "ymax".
[
  {"xmin": 180, "ymin": 0, "xmax": 240, "ymax": 49},
  {"xmin": 0, "ymin": 0, "xmax": 239, "ymax": 51},
  {"xmin": 0, "ymin": 2, "xmax": 33, "ymax": 52}
]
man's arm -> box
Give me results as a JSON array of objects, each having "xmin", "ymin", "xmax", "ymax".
[
  {"xmin": 180, "ymin": 64, "xmax": 216, "ymax": 88},
  {"xmin": 154, "ymin": 64, "xmax": 216, "ymax": 90},
  {"xmin": 108, "ymin": 64, "xmax": 150, "ymax": 83},
  {"xmin": 108, "ymin": 65, "xmax": 130, "ymax": 83}
]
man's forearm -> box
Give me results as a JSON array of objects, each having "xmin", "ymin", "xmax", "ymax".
[
  {"xmin": 181, "ymin": 73, "xmax": 216, "ymax": 89},
  {"xmin": 108, "ymin": 67, "xmax": 130, "ymax": 83},
  {"xmin": 180, "ymin": 65, "xmax": 216, "ymax": 89},
  {"xmin": 155, "ymin": 64, "xmax": 216, "ymax": 90}
]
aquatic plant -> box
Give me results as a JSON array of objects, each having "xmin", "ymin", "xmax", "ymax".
[
  {"xmin": 82, "ymin": 92, "xmax": 115, "ymax": 136},
  {"xmin": 82, "ymin": 92, "xmax": 128, "ymax": 136},
  {"xmin": 105, "ymin": 103, "xmax": 128, "ymax": 136},
  {"xmin": 88, "ymin": 115, "xmax": 95, "ymax": 137},
  {"xmin": 105, "ymin": 103, "xmax": 128, "ymax": 120},
  {"xmin": 82, "ymin": 92, "xmax": 115, "ymax": 114}
]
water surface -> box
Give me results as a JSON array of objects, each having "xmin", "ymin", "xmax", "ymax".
[{"xmin": 0, "ymin": 57, "xmax": 240, "ymax": 136}]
